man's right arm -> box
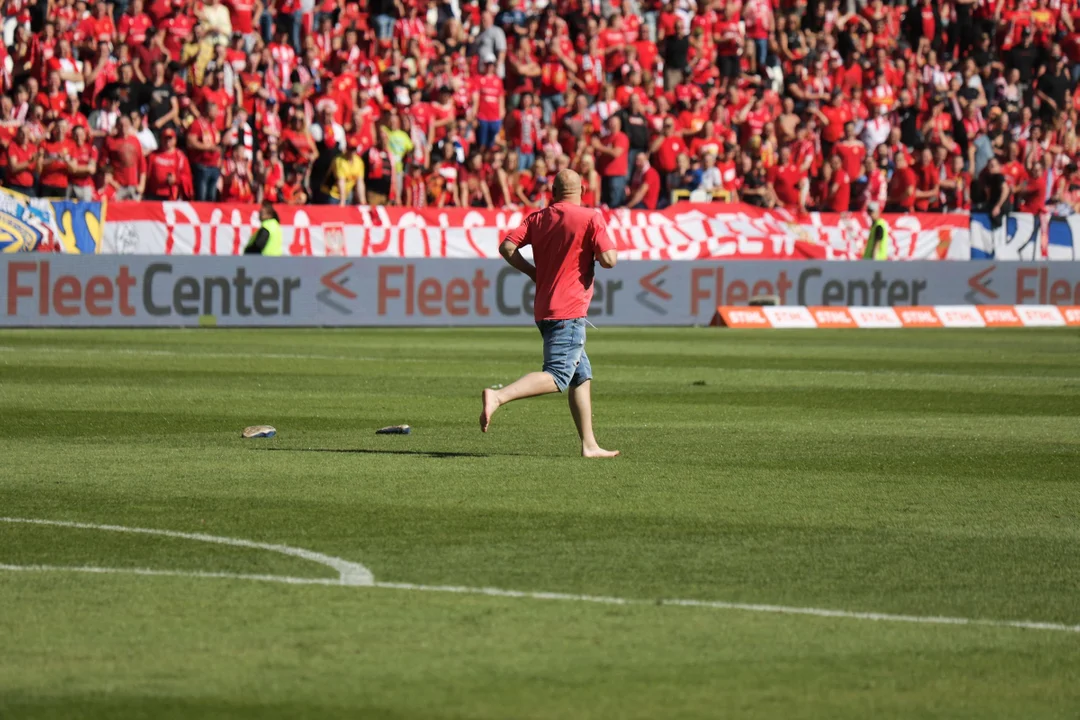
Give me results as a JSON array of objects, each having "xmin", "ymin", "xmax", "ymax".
[
  {"xmin": 499, "ymin": 239, "xmax": 537, "ymax": 282},
  {"xmin": 499, "ymin": 222, "xmax": 537, "ymax": 282}
]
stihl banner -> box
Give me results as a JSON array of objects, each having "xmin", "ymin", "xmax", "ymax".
[
  {"xmin": 3, "ymin": 258, "xmax": 1079, "ymax": 327},
  {"xmin": 100, "ymin": 202, "xmax": 971, "ymax": 261},
  {"xmin": 714, "ymin": 305, "xmax": 1080, "ymax": 328}
]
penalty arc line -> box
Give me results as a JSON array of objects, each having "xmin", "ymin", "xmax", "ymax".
[
  {"xmin": 0, "ymin": 517, "xmax": 373, "ymax": 586},
  {"xmin": 2, "ymin": 517, "xmax": 1078, "ymax": 635}
]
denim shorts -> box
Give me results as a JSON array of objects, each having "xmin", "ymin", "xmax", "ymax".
[{"xmin": 537, "ymin": 318, "xmax": 592, "ymax": 392}]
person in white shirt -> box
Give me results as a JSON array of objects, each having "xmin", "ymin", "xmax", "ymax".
[
  {"xmin": 861, "ymin": 105, "xmax": 891, "ymax": 156},
  {"xmin": 131, "ymin": 112, "xmax": 159, "ymax": 155},
  {"xmin": 309, "ymin": 106, "xmax": 346, "ymax": 151},
  {"xmin": 699, "ymin": 152, "xmax": 723, "ymax": 192},
  {"xmin": 199, "ymin": 0, "xmax": 233, "ymax": 44}
]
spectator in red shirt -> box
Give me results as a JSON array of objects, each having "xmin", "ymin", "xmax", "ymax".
[
  {"xmin": 226, "ymin": 0, "xmax": 263, "ymax": 50},
  {"xmin": 145, "ymin": 128, "xmax": 193, "ymax": 200},
  {"xmin": 37, "ymin": 71, "xmax": 69, "ymax": 121},
  {"xmin": 221, "ymin": 143, "xmax": 255, "ymax": 202},
  {"xmin": 715, "ymin": 5, "xmax": 744, "ymax": 90},
  {"xmin": 1017, "ymin": 159, "xmax": 1048, "ymax": 213},
  {"xmin": 813, "ymin": 91, "xmax": 853, "ymax": 156},
  {"xmin": 770, "ymin": 146, "xmax": 809, "ymax": 211},
  {"xmin": 472, "ymin": 62, "xmax": 506, "ymax": 150},
  {"xmin": 941, "ymin": 154, "xmax": 971, "ymax": 211},
  {"xmin": 197, "ymin": 70, "xmax": 233, "ymax": 133},
  {"xmin": 6, "ymin": 126, "xmax": 40, "ymax": 196},
  {"xmin": 1001, "ymin": 141, "xmax": 1029, "ymax": 190},
  {"xmin": 509, "ymin": 92, "xmax": 542, "ymax": 171},
  {"xmin": 886, "ymin": 152, "xmax": 918, "ymax": 212},
  {"xmin": 119, "ymin": 0, "xmax": 154, "ymax": 46},
  {"xmin": 104, "ymin": 115, "xmax": 146, "ymax": 199},
  {"xmin": 833, "ymin": 122, "xmax": 867, "ymax": 182},
  {"xmin": 592, "ymin": 115, "xmax": 630, "ymax": 207},
  {"xmin": 649, "ymin": 116, "xmax": 688, "ymax": 179},
  {"xmin": 188, "ymin": 102, "xmax": 224, "ymax": 201},
  {"xmin": 913, "ymin": 146, "xmax": 941, "ymax": 211},
  {"xmin": 66, "ymin": 125, "xmax": 99, "ymax": 202},
  {"xmin": 626, "ymin": 152, "xmax": 661, "ymax": 209},
  {"xmin": 87, "ymin": 1, "xmax": 117, "ymax": 46},
  {"xmin": 823, "ymin": 154, "xmax": 851, "ymax": 212},
  {"xmin": 37, "ymin": 122, "xmax": 72, "ymax": 198}
]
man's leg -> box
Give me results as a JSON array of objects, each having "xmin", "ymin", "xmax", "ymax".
[
  {"xmin": 568, "ymin": 381, "xmax": 619, "ymax": 458},
  {"xmin": 481, "ymin": 319, "xmax": 571, "ymax": 433},
  {"xmin": 480, "ymin": 372, "xmax": 557, "ymax": 432}
]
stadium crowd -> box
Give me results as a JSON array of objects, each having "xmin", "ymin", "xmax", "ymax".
[{"xmin": 2, "ymin": 0, "xmax": 1080, "ymax": 216}]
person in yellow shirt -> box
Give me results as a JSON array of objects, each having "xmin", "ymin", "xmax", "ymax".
[{"xmin": 321, "ymin": 138, "xmax": 367, "ymax": 205}]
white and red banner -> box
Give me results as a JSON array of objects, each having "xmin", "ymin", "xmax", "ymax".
[
  {"xmin": 714, "ymin": 305, "xmax": 1080, "ymax": 328},
  {"xmin": 100, "ymin": 202, "xmax": 972, "ymax": 261}
]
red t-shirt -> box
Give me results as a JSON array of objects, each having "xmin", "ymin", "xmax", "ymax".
[
  {"xmin": 39, "ymin": 140, "xmax": 71, "ymax": 188},
  {"xmin": 188, "ymin": 118, "xmax": 222, "ymax": 168},
  {"xmin": 772, "ymin": 163, "xmax": 806, "ymax": 207},
  {"xmin": 119, "ymin": 12, "xmax": 153, "ymax": 44},
  {"xmin": 1020, "ymin": 175, "xmax": 1046, "ymax": 213},
  {"xmin": 715, "ymin": 19, "xmax": 743, "ymax": 56},
  {"xmin": 503, "ymin": 202, "xmax": 617, "ymax": 321},
  {"xmin": 597, "ymin": 131, "xmax": 630, "ymax": 177},
  {"xmin": 826, "ymin": 168, "xmax": 851, "ymax": 211},
  {"xmin": 888, "ymin": 166, "xmax": 917, "ymax": 209},
  {"xmin": 162, "ymin": 15, "xmax": 196, "ymax": 61},
  {"xmin": 473, "ymin": 75, "xmax": 504, "ymax": 123},
  {"xmin": 820, "ymin": 105, "xmax": 852, "ymax": 143},
  {"xmin": 633, "ymin": 166, "xmax": 661, "ymax": 209},
  {"xmin": 198, "ymin": 87, "xmax": 231, "ymax": 131},
  {"xmin": 7, "ymin": 142, "xmax": 38, "ymax": 187},
  {"xmin": 68, "ymin": 142, "xmax": 98, "ymax": 188},
  {"xmin": 833, "ymin": 141, "xmax": 866, "ymax": 181},
  {"xmin": 599, "ymin": 28, "xmax": 626, "ymax": 73},
  {"xmin": 146, "ymin": 148, "xmax": 189, "ymax": 198},
  {"xmin": 914, "ymin": 162, "xmax": 939, "ymax": 211},
  {"xmin": 1002, "ymin": 160, "xmax": 1028, "ymax": 189},
  {"xmin": 37, "ymin": 90, "xmax": 69, "ymax": 117},
  {"xmin": 106, "ymin": 135, "xmax": 146, "ymax": 187},
  {"xmin": 653, "ymin": 135, "xmax": 688, "ymax": 173},
  {"xmin": 226, "ymin": 0, "xmax": 256, "ymax": 34}
]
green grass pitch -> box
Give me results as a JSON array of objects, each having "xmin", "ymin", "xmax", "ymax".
[{"xmin": 1, "ymin": 327, "xmax": 1078, "ymax": 719}]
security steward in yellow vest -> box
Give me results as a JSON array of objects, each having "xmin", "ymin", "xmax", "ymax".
[
  {"xmin": 863, "ymin": 201, "xmax": 889, "ymax": 260},
  {"xmin": 244, "ymin": 201, "xmax": 284, "ymax": 256}
]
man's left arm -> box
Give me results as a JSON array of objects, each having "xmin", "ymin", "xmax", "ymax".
[{"xmin": 499, "ymin": 222, "xmax": 536, "ymax": 281}]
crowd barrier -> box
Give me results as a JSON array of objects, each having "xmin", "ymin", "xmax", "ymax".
[
  {"xmin": 3, "ymin": 257, "xmax": 1079, "ymax": 327},
  {"xmin": 99, "ymin": 202, "xmax": 967, "ymax": 260},
  {"xmin": 5, "ymin": 196, "xmax": 1080, "ymax": 261}
]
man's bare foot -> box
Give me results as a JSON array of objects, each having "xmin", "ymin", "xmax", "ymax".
[
  {"xmin": 582, "ymin": 446, "xmax": 620, "ymax": 458},
  {"xmin": 480, "ymin": 388, "xmax": 500, "ymax": 433}
]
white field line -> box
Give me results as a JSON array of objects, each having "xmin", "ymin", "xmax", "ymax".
[
  {"xmin": 1, "ymin": 518, "xmax": 1078, "ymax": 634},
  {"xmin": 0, "ymin": 345, "xmax": 1077, "ymax": 384},
  {"xmin": 0, "ymin": 517, "xmax": 373, "ymax": 586},
  {"xmin": 0, "ymin": 564, "xmax": 343, "ymax": 586}
]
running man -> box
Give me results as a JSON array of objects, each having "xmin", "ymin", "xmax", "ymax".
[{"xmin": 479, "ymin": 169, "xmax": 620, "ymax": 458}]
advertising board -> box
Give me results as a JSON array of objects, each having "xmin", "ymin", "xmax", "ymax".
[{"xmin": 3, "ymin": 258, "xmax": 1079, "ymax": 327}]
